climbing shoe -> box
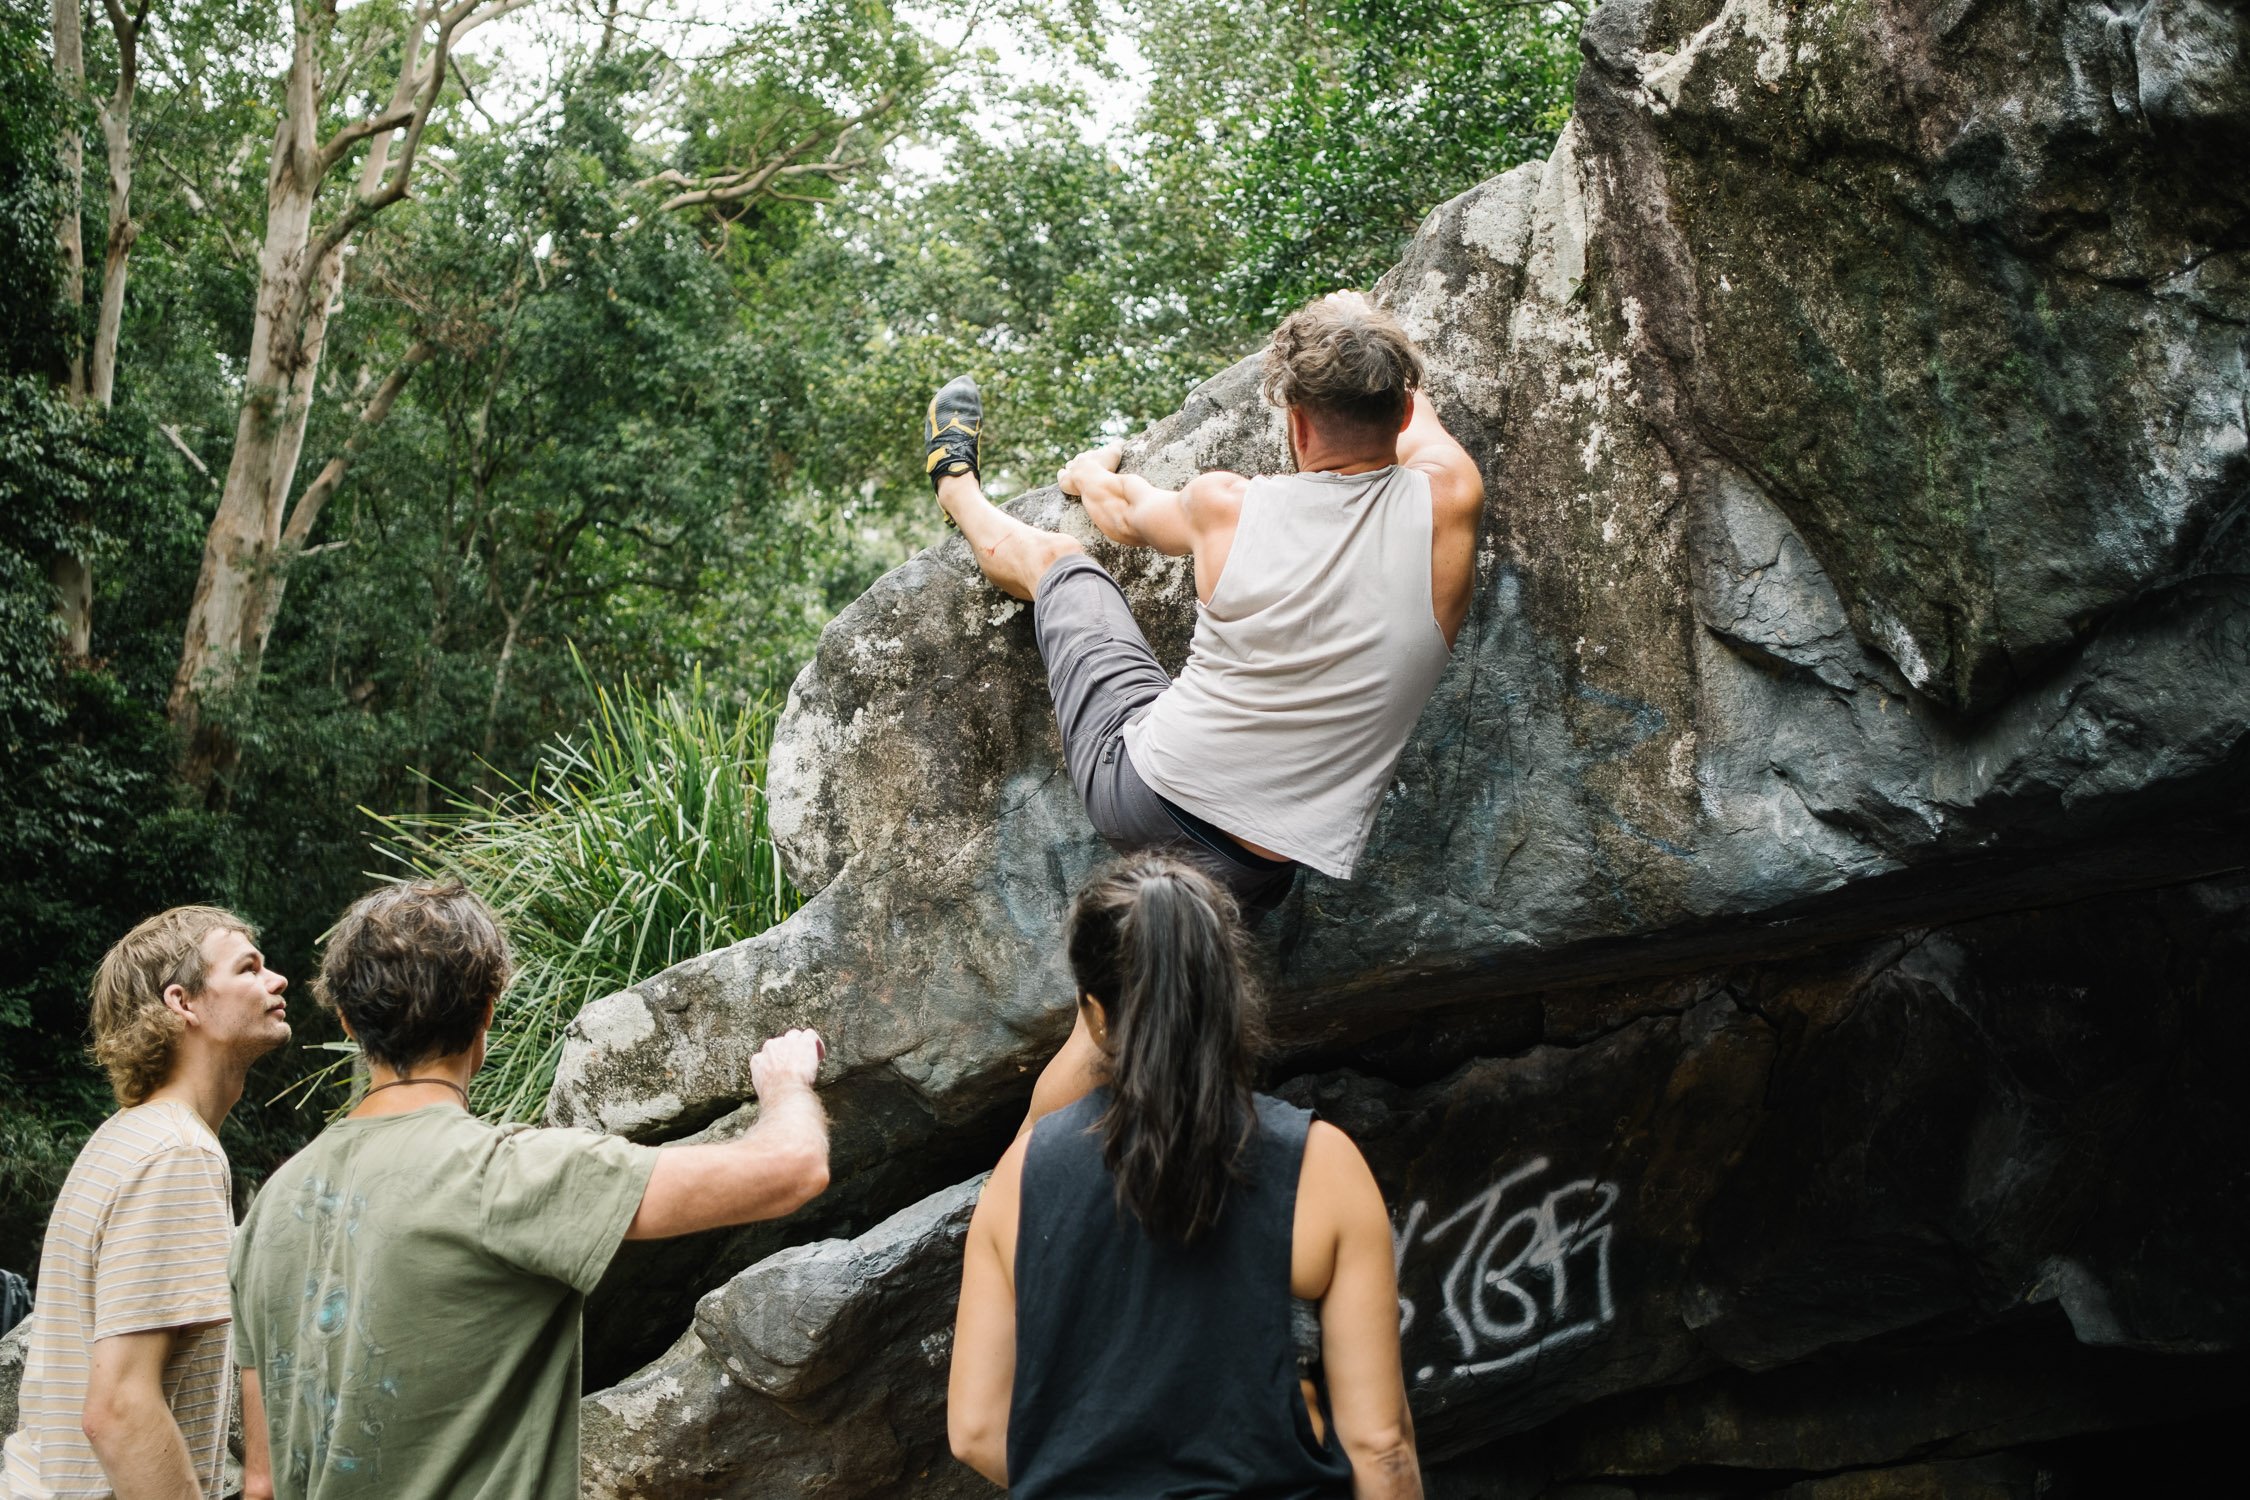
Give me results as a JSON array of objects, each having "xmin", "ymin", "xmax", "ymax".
[{"xmin": 924, "ymin": 375, "xmax": 983, "ymax": 491}]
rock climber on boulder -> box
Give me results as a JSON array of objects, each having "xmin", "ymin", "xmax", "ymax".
[{"xmin": 923, "ymin": 290, "xmax": 1484, "ymax": 1123}]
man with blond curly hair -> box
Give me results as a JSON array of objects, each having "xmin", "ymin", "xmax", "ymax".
[{"xmin": 3, "ymin": 907, "xmax": 291, "ymax": 1500}]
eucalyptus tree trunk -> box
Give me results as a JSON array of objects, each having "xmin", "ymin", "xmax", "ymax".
[
  {"xmin": 169, "ymin": 0, "xmax": 510, "ymax": 794},
  {"xmin": 89, "ymin": 0, "xmax": 150, "ymax": 411},
  {"xmin": 49, "ymin": 0, "xmax": 84, "ymax": 398},
  {"xmin": 168, "ymin": 15, "xmax": 330, "ymax": 787},
  {"xmin": 44, "ymin": 0, "xmax": 149, "ymax": 661},
  {"xmin": 48, "ymin": 0, "xmax": 90, "ymax": 659}
]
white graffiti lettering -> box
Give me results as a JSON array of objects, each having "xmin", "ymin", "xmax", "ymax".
[{"xmin": 1392, "ymin": 1157, "xmax": 1620, "ymax": 1383}]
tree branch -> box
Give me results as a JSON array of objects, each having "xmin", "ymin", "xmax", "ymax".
[
  {"xmin": 51, "ymin": 0, "xmax": 87, "ymax": 405},
  {"xmin": 309, "ymin": 0, "xmax": 540, "ymax": 266},
  {"xmin": 647, "ymin": 89, "xmax": 901, "ymax": 213},
  {"xmin": 280, "ymin": 340, "xmax": 438, "ymax": 551},
  {"xmin": 97, "ymin": 0, "xmax": 151, "ymax": 47},
  {"xmin": 159, "ymin": 423, "xmax": 217, "ymax": 486},
  {"xmin": 315, "ymin": 100, "xmax": 420, "ymax": 178}
]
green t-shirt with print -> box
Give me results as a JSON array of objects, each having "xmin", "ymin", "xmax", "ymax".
[{"xmin": 229, "ymin": 1106, "xmax": 658, "ymax": 1499}]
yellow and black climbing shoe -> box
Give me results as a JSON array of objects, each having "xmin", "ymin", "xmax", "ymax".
[{"xmin": 924, "ymin": 375, "xmax": 983, "ymax": 492}]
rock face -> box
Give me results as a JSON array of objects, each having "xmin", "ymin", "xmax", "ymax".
[
  {"xmin": 1302, "ymin": 874, "xmax": 2250, "ymax": 1454},
  {"xmin": 0, "ymin": 1321, "xmax": 26, "ymax": 1439},
  {"xmin": 582, "ymin": 1178, "xmax": 986, "ymax": 1499},
  {"xmin": 585, "ymin": 876, "xmax": 2250, "ymax": 1493},
  {"xmin": 570, "ymin": 0, "xmax": 2250, "ymax": 1490}
]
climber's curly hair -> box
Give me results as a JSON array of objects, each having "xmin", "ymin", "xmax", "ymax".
[
  {"xmin": 90, "ymin": 906, "xmax": 257, "ymax": 1107},
  {"xmin": 1261, "ymin": 294, "xmax": 1425, "ymax": 434}
]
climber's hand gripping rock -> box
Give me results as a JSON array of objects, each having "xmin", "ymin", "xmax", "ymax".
[{"xmin": 1057, "ymin": 441, "xmax": 1124, "ymax": 497}]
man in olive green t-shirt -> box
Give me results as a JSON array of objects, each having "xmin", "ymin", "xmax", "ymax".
[{"xmin": 228, "ymin": 881, "xmax": 830, "ymax": 1499}]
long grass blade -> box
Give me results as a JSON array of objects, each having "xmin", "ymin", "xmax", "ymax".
[{"xmin": 366, "ymin": 672, "xmax": 801, "ymax": 1121}]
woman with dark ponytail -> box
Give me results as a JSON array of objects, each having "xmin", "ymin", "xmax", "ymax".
[{"xmin": 949, "ymin": 856, "xmax": 1421, "ymax": 1497}]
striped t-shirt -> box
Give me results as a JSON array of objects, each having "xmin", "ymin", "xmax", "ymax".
[{"xmin": 1, "ymin": 1101, "xmax": 234, "ymax": 1499}]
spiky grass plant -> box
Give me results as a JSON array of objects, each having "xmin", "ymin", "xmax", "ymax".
[{"xmin": 367, "ymin": 673, "xmax": 799, "ymax": 1121}]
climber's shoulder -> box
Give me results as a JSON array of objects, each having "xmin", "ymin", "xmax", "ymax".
[
  {"xmin": 1180, "ymin": 468, "xmax": 1250, "ymax": 529},
  {"xmin": 1407, "ymin": 442, "xmax": 1485, "ymax": 524},
  {"xmin": 1298, "ymin": 1119, "xmax": 1381, "ymax": 1210}
]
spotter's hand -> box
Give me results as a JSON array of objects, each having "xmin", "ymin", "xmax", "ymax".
[{"xmin": 750, "ymin": 1027, "xmax": 825, "ymax": 1099}]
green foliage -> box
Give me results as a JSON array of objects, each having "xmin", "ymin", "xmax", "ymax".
[
  {"xmin": 370, "ymin": 674, "xmax": 800, "ymax": 1122},
  {"xmin": 0, "ymin": 0, "xmax": 310, "ymax": 1268},
  {"xmin": 0, "ymin": 0, "xmax": 66, "ymax": 377},
  {"xmin": 1124, "ymin": 0, "xmax": 1581, "ymax": 323},
  {"xmin": 0, "ymin": 1087, "xmax": 107, "ymax": 1264},
  {"xmin": 771, "ymin": 0, "xmax": 1584, "ymax": 512},
  {"xmin": 203, "ymin": 68, "xmax": 825, "ymax": 979},
  {"xmin": 0, "ymin": 378, "xmax": 209, "ymax": 1035},
  {"xmin": 0, "ymin": 375, "xmax": 240, "ymax": 1269},
  {"xmin": 734, "ymin": 87, "xmax": 1247, "ymax": 513},
  {"xmin": 0, "ymin": 381, "xmax": 113, "ymax": 723},
  {"xmin": 1227, "ymin": 0, "xmax": 1582, "ymax": 315}
]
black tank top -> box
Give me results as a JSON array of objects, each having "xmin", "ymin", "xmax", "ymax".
[{"xmin": 1007, "ymin": 1090, "xmax": 1355, "ymax": 1499}]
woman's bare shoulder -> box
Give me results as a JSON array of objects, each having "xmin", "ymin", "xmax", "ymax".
[
  {"xmin": 982, "ymin": 1132, "xmax": 1031, "ymax": 1212},
  {"xmin": 1299, "ymin": 1120, "xmax": 1385, "ymax": 1222}
]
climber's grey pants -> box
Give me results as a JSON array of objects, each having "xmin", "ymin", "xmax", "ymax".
[{"xmin": 1032, "ymin": 552, "xmax": 1298, "ymax": 920}]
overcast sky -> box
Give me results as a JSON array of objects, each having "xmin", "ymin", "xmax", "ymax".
[{"xmin": 464, "ymin": 0, "xmax": 1151, "ymax": 152}]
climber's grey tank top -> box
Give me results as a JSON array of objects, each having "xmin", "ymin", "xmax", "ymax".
[
  {"xmin": 1007, "ymin": 1090, "xmax": 1352, "ymax": 1500},
  {"xmin": 1122, "ymin": 464, "xmax": 1451, "ymax": 879}
]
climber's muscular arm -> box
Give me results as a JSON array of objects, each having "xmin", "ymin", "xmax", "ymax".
[
  {"xmin": 625, "ymin": 1029, "xmax": 831, "ymax": 1239},
  {"xmin": 1059, "ymin": 446, "xmax": 1248, "ymax": 602},
  {"xmin": 1059, "ymin": 443, "xmax": 1190, "ymax": 550},
  {"xmin": 1395, "ymin": 389, "xmax": 1483, "ymax": 649}
]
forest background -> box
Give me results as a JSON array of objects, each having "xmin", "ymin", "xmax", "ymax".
[{"xmin": 0, "ymin": 0, "xmax": 1580, "ymax": 1273}]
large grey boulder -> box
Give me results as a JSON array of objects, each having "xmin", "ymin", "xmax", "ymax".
[
  {"xmin": 0, "ymin": 1319, "xmax": 26, "ymax": 1439},
  {"xmin": 584, "ymin": 871, "xmax": 2250, "ymax": 1490},
  {"xmin": 565, "ymin": 0, "xmax": 2250, "ymax": 1481},
  {"xmin": 582, "ymin": 1177, "xmax": 987, "ymax": 1499},
  {"xmin": 553, "ymin": 0, "xmax": 2250, "ymax": 1382}
]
